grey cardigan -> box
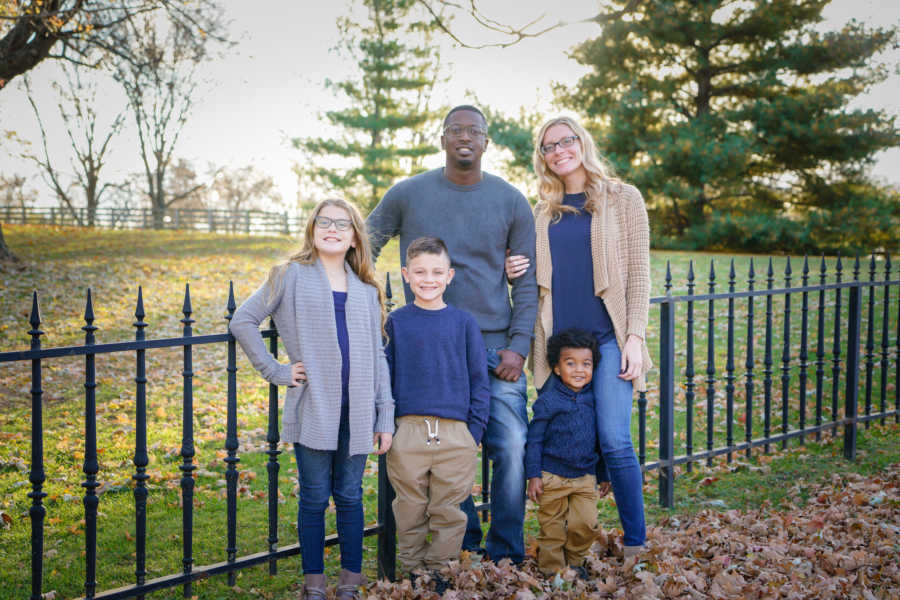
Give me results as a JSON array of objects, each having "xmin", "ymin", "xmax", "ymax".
[{"xmin": 229, "ymin": 259, "xmax": 394, "ymax": 455}]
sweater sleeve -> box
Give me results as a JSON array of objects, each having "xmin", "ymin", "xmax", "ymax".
[
  {"xmin": 623, "ymin": 185, "xmax": 650, "ymax": 340},
  {"xmin": 525, "ymin": 397, "xmax": 552, "ymax": 480},
  {"xmin": 229, "ymin": 276, "xmax": 296, "ymax": 387},
  {"xmin": 465, "ymin": 314, "xmax": 491, "ymax": 445},
  {"xmin": 365, "ymin": 186, "xmax": 402, "ymax": 262},
  {"xmin": 506, "ymin": 192, "xmax": 539, "ymax": 358},
  {"xmin": 369, "ymin": 286, "xmax": 395, "ymax": 434}
]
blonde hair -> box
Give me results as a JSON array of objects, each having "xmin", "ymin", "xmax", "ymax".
[
  {"xmin": 266, "ymin": 198, "xmax": 385, "ymax": 326},
  {"xmin": 532, "ymin": 116, "xmax": 621, "ymax": 221}
]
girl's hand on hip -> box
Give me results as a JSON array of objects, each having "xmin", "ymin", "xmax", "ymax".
[
  {"xmin": 290, "ymin": 362, "xmax": 307, "ymax": 386},
  {"xmin": 505, "ymin": 249, "xmax": 529, "ymax": 280},
  {"xmin": 527, "ymin": 477, "xmax": 543, "ymax": 503},
  {"xmin": 373, "ymin": 432, "xmax": 393, "ymax": 455},
  {"xmin": 619, "ymin": 335, "xmax": 643, "ymax": 381}
]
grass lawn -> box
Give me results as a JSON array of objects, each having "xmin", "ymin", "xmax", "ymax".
[{"xmin": 0, "ymin": 224, "xmax": 897, "ymax": 599}]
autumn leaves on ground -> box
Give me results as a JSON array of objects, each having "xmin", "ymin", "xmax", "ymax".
[{"xmin": 1, "ymin": 225, "xmax": 898, "ymax": 599}]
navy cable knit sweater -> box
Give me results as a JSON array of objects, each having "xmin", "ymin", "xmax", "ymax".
[{"xmin": 525, "ymin": 377, "xmax": 600, "ymax": 480}]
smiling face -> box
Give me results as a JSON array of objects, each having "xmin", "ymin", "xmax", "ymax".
[
  {"xmin": 312, "ymin": 204, "xmax": 356, "ymax": 259},
  {"xmin": 441, "ymin": 109, "xmax": 488, "ymax": 169},
  {"xmin": 402, "ymin": 251, "xmax": 454, "ymax": 310},
  {"xmin": 540, "ymin": 122, "xmax": 586, "ymax": 182},
  {"xmin": 553, "ymin": 347, "xmax": 594, "ymax": 392}
]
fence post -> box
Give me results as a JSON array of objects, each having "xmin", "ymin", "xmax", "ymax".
[
  {"xmin": 28, "ymin": 292, "xmax": 46, "ymax": 600},
  {"xmin": 283, "ymin": 212, "xmax": 290, "ymax": 236},
  {"xmin": 658, "ymin": 292, "xmax": 675, "ymax": 508},
  {"xmin": 843, "ymin": 282, "xmax": 861, "ymax": 460},
  {"xmin": 377, "ymin": 453, "xmax": 397, "ymax": 581}
]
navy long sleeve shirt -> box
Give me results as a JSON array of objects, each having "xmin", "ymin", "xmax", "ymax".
[
  {"xmin": 525, "ymin": 377, "xmax": 600, "ymax": 480},
  {"xmin": 384, "ymin": 303, "xmax": 491, "ymax": 444},
  {"xmin": 549, "ymin": 192, "xmax": 615, "ymax": 345}
]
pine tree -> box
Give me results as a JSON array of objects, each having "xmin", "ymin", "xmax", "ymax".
[
  {"xmin": 565, "ymin": 0, "xmax": 898, "ymax": 250},
  {"xmin": 294, "ymin": 0, "xmax": 443, "ymax": 213}
]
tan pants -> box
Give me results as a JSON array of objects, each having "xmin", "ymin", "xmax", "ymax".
[
  {"xmin": 386, "ymin": 415, "xmax": 478, "ymax": 572},
  {"xmin": 536, "ymin": 471, "xmax": 599, "ymax": 575}
]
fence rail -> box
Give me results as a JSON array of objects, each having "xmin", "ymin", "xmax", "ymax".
[
  {"xmin": 1, "ymin": 253, "xmax": 898, "ymax": 600},
  {"xmin": 1, "ymin": 205, "xmax": 307, "ymax": 236}
]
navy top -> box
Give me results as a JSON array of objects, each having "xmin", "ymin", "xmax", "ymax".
[
  {"xmin": 333, "ymin": 291, "xmax": 350, "ymax": 407},
  {"xmin": 549, "ymin": 193, "xmax": 615, "ymax": 345},
  {"xmin": 384, "ymin": 303, "xmax": 491, "ymax": 444},
  {"xmin": 525, "ymin": 377, "xmax": 600, "ymax": 480}
]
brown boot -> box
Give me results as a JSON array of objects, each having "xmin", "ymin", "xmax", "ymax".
[
  {"xmin": 301, "ymin": 573, "xmax": 327, "ymax": 600},
  {"xmin": 335, "ymin": 568, "xmax": 367, "ymax": 600}
]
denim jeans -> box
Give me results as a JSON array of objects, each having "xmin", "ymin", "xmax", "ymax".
[
  {"xmin": 293, "ymin": 407, "xmax": 368, "ymax": 574},
  {"xmin": 593, "ymin": 338, "xmax": 646, "ymax": 547},
  {"xmin": 461, "ymin": 347, "xmax": 528, "ymax": 563}
]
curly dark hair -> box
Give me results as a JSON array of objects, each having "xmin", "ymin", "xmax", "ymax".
[{"xmin": 546, "ymin": 328, "xmax": 600, "ymax": 369}]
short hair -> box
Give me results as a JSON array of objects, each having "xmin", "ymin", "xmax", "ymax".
[
  {"xmin": 546, "ymin": 328, "xmax": 600, "ymax": 368},
  {"xmin": 443, "ymin": 105, "xmax": 487, "ymax": 128},
  {"xmin": 406, "ymin": 236, "xmax": 451, "ymax": 263}
]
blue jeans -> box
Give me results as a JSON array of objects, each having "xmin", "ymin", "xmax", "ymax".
[
  {"xmin": 461, "ymin": 347, "xmax": 528, "ymax": 563},
  {"xmin": 293, "ymin": 407, "xmax": 368, "ymax": 574},
  {"xmin": 593, "ymin": 338, "xmax": 646, "ymax": 547}
]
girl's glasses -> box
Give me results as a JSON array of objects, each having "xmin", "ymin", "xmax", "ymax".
[
  {"xmin": 540, "ymin": 135, "xmax": 579, "ymax": 156},
  {"xmin": 314, "ymin": 216, "xmax": 353, "ymax": 231}
]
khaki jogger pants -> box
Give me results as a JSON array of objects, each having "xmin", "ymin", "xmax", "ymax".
[
  {"xmin": 536, "ymin": 471, "xmax": 599, "ymax": 575},
  {"xmin": 386, "ymin": 415, "xmax": 478, "ymax": 573}
]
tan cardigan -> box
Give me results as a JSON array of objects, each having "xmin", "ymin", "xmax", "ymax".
[{"xmin": 531, "ymin": 180, "xmax": 653, "ymax": 392}]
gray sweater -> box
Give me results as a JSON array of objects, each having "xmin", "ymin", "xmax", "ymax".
[
  {"xmin": 229, "ymin": 259, "xmax": 394, "ymax": 455},
  {"xmin": 367, "ymin": 168, "xmax": 538, "ymax": 358}
]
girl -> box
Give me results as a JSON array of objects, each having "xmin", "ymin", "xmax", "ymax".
[
  {"xmin": 506, "ymin": 116, "xmax": 652, "ymax": 558},
  {"xmin": 230, "ymin": 198, "xmax": 394, "ymax": 600}
]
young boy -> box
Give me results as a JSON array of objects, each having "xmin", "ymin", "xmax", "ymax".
[
  {"xmin": 525, "ymin": 328, "xmax": 609, "ymax": 576},
  {"xmin": 384, "ymin": 236, "xmax": 491, "ymax": 576}
]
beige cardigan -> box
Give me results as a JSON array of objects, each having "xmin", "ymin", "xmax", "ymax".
[{"xmin": 531, "ymin": 180, "xmax": 653, "ymax": 392}]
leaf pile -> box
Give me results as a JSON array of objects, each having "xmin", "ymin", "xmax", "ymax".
[{"xmin": 367, "ymin": 462, "xmax": 900, "ymax": 599}]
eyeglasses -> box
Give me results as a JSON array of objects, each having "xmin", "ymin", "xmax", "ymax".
[
  {"xmin": 314, "ymin": 216, "xmax": 353, "ymax": 231},
  {"xmin": 539, "ymin": 135, "xmax": 579, "ymax": 156},
  {"xmin": 443, "ymin": 125, "xmax": 487, "ymax": 138}
]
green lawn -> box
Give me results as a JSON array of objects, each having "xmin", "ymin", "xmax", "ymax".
[{"xmin": 0, "ymin": 224, "xmax": 897, "ymax": 599}]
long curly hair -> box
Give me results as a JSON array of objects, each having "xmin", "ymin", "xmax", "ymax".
[
  {"xmin": 532, "ymin": 116, "xmax": 621, "ymax": 221},
  {"xmin": 266, "ymin": 198, "xmax": 385, "ymax": 326}
]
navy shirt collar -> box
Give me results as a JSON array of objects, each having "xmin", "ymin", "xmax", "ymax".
[{"xmin": 550, "ymin": 374, "xmax": 593, "ymax": 399}]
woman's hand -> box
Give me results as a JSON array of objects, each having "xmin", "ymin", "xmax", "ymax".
[
  {"xmin": 597, "ymin": 481, "xmax": 611, "ymax": 498},
  {"xmin": 619, "ymin": 335, "xmax": 643, "ymax": 381},
  {"xmin": 290, "ymin": 362, "xmax": 307, "ymax": 386},
  {"xmin": 505, "ymin": 249, "xmax": 530, "ymax": 281},
  {"xmin": 373, "ymin": 432, "xmax": 393, "ymax": 455},
  {"xmin": 527, "ymin": 477, "xmax": 543, "ymax": 503}
]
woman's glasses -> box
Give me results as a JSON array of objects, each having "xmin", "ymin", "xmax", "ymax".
[{"xmin": 540, "ymin": 135, "xmax": 579, "ymax": 156}]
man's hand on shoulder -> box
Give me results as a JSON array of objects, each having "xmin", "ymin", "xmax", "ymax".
[{"xmin": 494, "ymin": 349, "xmax": 525, "ymax": 382}]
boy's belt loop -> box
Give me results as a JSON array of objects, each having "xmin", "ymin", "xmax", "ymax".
[{"xmin": 424, "ymin": 417, "xmax": 440, "ymax": 445}]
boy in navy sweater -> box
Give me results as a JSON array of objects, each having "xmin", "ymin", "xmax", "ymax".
[
  {"xmin": 525, "ymin": 329, "xmax": 609, "ymax": 576},
  {"xmin": 384, "ymin": 236, "xmax": 490, "ymax": 575}
]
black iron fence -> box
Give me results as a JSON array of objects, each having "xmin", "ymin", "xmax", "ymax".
[
  {"xmin": 2, "ymin": 206, "xmax": 308, "ymax": 236},
  {"xmin": 1, "ymin": 254, "xmax": 897, "ymax": 599}
]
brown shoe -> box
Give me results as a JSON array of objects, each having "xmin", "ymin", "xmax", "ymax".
[
  {"xmin": 301, "ymin": 573, "xmax": 327, "ymax": 600},
  {"xmin": 623, "ymin": 545, "xmax": 645, "ymax": 559},
  {"xmin": 335, "ymin": 568, "xmax": 367, "ymax": 600}
]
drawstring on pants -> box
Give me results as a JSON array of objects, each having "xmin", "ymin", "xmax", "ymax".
[{"xmin": 424, "ymin": 417, "xmax": 440, "ymax": 445}]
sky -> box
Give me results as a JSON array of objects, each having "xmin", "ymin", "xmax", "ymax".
[{"xmin": 1, "ymin": 0, "xmax": 898, "ymax": 209}]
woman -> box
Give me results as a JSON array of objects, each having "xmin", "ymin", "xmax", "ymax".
[{"xmin": 507, "ymin": 116, "xmax": 652, "ymax": 556}]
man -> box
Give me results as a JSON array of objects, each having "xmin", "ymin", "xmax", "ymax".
[{"xmin": 367, "ymin": 105, "xmax": 537, "ymax": 565}]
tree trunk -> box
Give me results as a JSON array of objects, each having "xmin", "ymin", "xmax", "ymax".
[{"xmin": 0, "ymin": 223, "xmax": 16, "ymax": 261}]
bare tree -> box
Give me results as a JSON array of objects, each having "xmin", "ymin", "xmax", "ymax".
[
  {"xmin": 110, "ymin": 7, "xmax": 225, "ymax": 228},
  {"xmin": 22, "ymin": 65, "xmax": 124, "ymax": 226},
  {"xmin": 0, "ymin": 0, "xmax": 225, "ymax": 260},
  {"xmin": 210, "ymin": 165, "xmax": 280, "ymax": 212},
  {"xmin": 413, "ymin": 0, "xmax": 641, "ymax": 48},
  {"xmin": 0, "ymin": 173, "xmax": 37, "ymax": 209}
]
